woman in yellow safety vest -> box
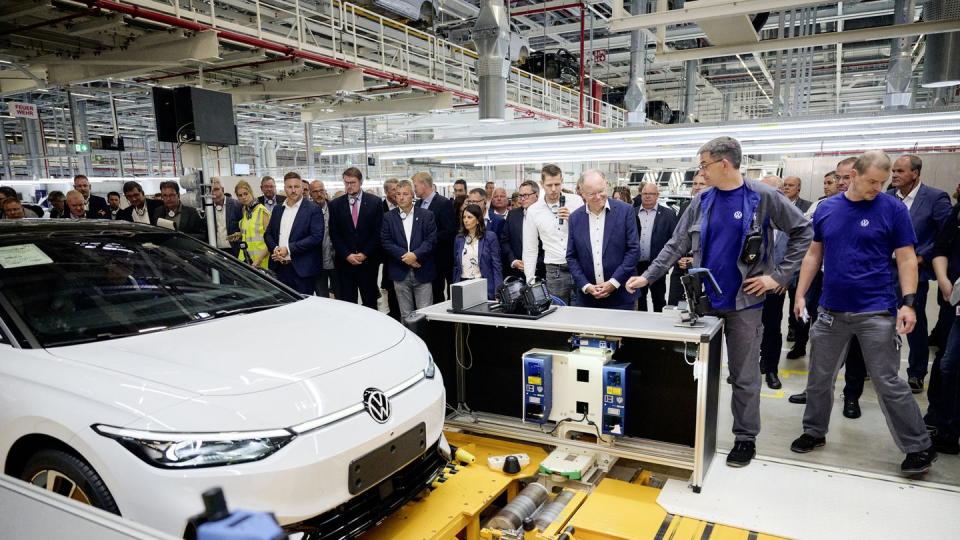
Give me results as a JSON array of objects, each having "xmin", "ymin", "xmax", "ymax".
[{"xmin": 234, "ymin": 180, "xmax": 270, "ymax": 269}]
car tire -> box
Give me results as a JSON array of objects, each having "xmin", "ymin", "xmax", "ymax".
[{"xmin": 21, "ymin": 449, "xmax": 120, "ymax": 515}]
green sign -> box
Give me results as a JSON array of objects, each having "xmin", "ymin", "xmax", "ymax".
[{"xmin": 73, "ymin": 143, "xmax": 90, "ymax": 153}]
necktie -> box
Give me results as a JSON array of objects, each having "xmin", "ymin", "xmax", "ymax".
[{"xmin": 351, "ymin": 197, "xmax": 359, "ymax": 227}]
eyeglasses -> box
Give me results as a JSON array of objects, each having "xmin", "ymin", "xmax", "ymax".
[
  {"xmin": 517, "ymin": 192, "xmax": 535, "ymax": 199},
  {"xmin": 698, "ymin": 158, "xmax": 724, "ymax": 171}
]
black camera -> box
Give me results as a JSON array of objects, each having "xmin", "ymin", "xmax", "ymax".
[{"xmin": 496, "ymin": 277, "xmax": 553, "ymax": 316}]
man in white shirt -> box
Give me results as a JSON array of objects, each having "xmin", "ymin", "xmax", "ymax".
[
  {"xmin": 381, "ymin": 180, "xmax": 437, "ymax": 318},
  {"xmin": 522, "ymin": 164, "xmax": 583, "ymax": 305},
  {"xmin": 264, "ymin": 172, "xmax": 325, "ymax": 294}
]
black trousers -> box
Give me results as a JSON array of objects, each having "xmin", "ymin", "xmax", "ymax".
[
  {"xmin": 760, "ymin": 290, "xmax": 786, "ymax": 374},
  {"xmin": 337, "ymin": 262, "xmax": 380, "ymax": 309},
  {"xmin": 788, "ymin": 282, "xmax": 805, "ymax": 339},
  {"xmin": 795, "ymin": 271, "xmax": 823, "ymax": 350},
  {"xmin": 314, "ymin": 268, "xmax": 339, "ymax": 298},
  {"xmin": 275, "ymin": 264, "xmax": 316, "ymax": 295},
  {"xmin": 667, "ymin": 265, "xmax": 686, "ymax": 306},
  {"xmin": 636, "ymin": 261, "xmax": 666, "ymax": 312}
]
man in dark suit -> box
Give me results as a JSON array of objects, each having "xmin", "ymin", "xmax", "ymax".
[
  {"xmin": 783, "ymin": 175, "xmax": 812, "ymax": 342},
  {"xmin": 257, "ymin": 175, "xmax": 285, "ymax": 213},
  {"xmin": 264, "ymin": 172, "xmax": 325, "ymax": 295},
  {"xmin": 414, "ymin": 171, "xmax": 456, "ymax": 302},
  {"xmin": 73, "ymin": 174, "xmax": 110, "ymax": 219},
  {"xmin": 501, "ymin": 180, "xmax": 545, "ymax": 279},
  {"xmin": 329, "ymin": 167, "xmax": 384, "ymax": 309},
  {"xmin": 758, "ymin": 175, "xmax": 791, "ymax": 390},
  {"xmin": 467, "ymin": 188, "xmax": 504, "ymax": 237},
  {"xmin": 668, "ymin": 173, "xmax": 708, "ymax": 306},
  {"xmin": 566, "ymin": 170, "xmax": 640, "ymax": 310},
  {"xmin": 117, "ymin": 181, "xmax": 162, "ymax": 225},
  {"xmin": 381, "ymin": 178, "xmax": 399, "ymax": 213},
  {"xmin": 634, "ymin": 181, "xmax": 678, "ymax": 312},
  {"xmin": 379, "ymin": 178, "xmax": 401, "ymax": 319},
  {"xmin": 381, "ymin": 180, "xmax": 437, "ymax": 318},
  {"xmin": 151, "ymin": 181, "xmax": 207, "ymax": 240},
  {"xmin": 211, "ymin": 177, "xmax": 243, "ymax": 256},
  {"xmin": 890, "ymin": 154, "xmax": 953, "ymax": 393}
]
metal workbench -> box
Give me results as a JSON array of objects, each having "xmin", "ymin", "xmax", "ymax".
[{"xmin": 413, "ymin": 302, "xmax": 724, "ymax": 492}]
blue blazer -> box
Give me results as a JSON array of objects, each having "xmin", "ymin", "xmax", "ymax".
[
  {"xmin": 566, "ymin": 199, "xmax": 640, "ymax": 308},
  {"xmin": 264, "ymin": 199, "xmax": 325, "ymax": 279},
  {"xmin": 888, "ymin": 184, "xmax": 952, "ymax": 280},
  {"xmin": 381, "ymin": 207, "xmax": 438, "ymax": 284},
  {"xmin": 453, "ymin": 231, "xmax": 503, "ymax": 299},
  {"xmin": 485, "ymin": 209, "xmax": 505, "ymax": 238}
]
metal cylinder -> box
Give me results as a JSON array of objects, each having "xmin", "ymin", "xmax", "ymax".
[
  {"xmin": 533, "ymin": 490, "xmax": 575, "ymax": 531},
  {"xmin": 486, "ymin": 482, "xmax": 549, "ymax": 530},
  {"xmin": 921, "ymin": 0, "xmax": 960, "ymax": 88}
]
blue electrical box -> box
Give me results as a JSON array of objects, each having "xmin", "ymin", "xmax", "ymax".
[
  {"xmin": 601, "ymin": 363, "xmax": 630, "ymax": 436},
  {"xmin": 522, "ymin": 352, "xmax": 552, "ymax": 424}
]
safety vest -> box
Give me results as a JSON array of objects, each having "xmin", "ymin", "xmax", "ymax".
[{"xmin": 239, "ymin": 203, "xmax": 270, "ymax": 269}]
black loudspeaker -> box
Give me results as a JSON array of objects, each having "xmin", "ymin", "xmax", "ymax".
[
  {"xmin": 100, "ymin": 135, "xmax": 124, "ymax": 151},
  {"xmin": 152, "ymin": 86, "xmax": 238, "ymax": 146}
]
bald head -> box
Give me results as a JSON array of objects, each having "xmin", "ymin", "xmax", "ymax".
[
  {"xmin": 66, "ymin": 190, "xmax": 86, "ymax": 218},
  {"xmin": 761, "ymin": 175, "xmax": 784, "ymax": 193},
  {"xmin": 782, "ymin": 175, "xmax": 801, "ymax": 201}
]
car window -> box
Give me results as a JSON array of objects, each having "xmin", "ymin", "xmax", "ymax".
[{"xmin": 0, "ymin": 231, "xmax": 299, "ymax": 347}]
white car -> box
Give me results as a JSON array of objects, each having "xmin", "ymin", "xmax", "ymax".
[{"xmin": 0, "ymin": 220, "xmax": 448, "ymax": 538}]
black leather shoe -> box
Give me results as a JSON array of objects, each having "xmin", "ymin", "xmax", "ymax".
[
  {"xmin": 843, "ymin": 398, "xmax": 861, "ymax": 419},
  {"xmin": 790, "ymin": 433, "xmax": 826, "ymax": 453},
  {"xmin": 765, "ymin": 372, "xmax": 782, "ymax": 390},
  {"xmin": 788, "ymin": 392, "xmax": 807, "ymax": 404},
  {"xmin": 726, "ymin": 440, "xmax": 756, "ymax": 467},
  {"xmin": 908, "ymin": 377, "xmax": 924, "ymax": 394},
  {"xmin": 901, "ymin": 447, "xmax": 937, "ymax": 475},
  {"xmin": 785, "ymin": 346, "xmax": 805, "ymax": 359}
]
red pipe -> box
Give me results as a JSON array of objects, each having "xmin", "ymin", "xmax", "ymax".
[
  {"xmin": 591, "ymin": 78, "xmax": 602, "ymax": 125},
  {"xmin": 510, "ymin": 4, "xmax": 582, "ymax": 17}
]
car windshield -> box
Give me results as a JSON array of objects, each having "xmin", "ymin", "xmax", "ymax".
[{"xmin": 0, "ymin": 229, "xmax": 299, "ymax": 347}]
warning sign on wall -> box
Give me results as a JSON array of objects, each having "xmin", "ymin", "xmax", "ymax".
[{"xmin": 9, "ymin": 102, "xmax": 38, "ymax": 120}]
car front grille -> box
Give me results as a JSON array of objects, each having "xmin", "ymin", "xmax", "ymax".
[{"xmin": 289, "ymin": 442, "xmax": 446, "ymax": 540}]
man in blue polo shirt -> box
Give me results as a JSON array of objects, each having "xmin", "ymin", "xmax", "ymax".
[
  {"xmin": 790, "ymin": 150, "xmax": 935, "ymax": 475},
  {"xmin": 627, "ymin": 136, "xmax": 813, "ymax": 467}
]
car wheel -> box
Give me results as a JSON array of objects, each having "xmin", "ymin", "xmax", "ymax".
[{"xmin": 21, "ymin": 449, "xmax": 120, "ymax": 514}]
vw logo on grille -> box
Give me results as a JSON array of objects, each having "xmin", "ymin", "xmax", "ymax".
[{"xmin": 363, "ymin": 388, "xmax": 391, "ymax": 424}]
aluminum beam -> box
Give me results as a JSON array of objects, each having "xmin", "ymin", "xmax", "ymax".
[
  {"xmin": 653, "ymin": 19, "xmax": 960, "ymax": 62},
  {"xmin": 229, "ymin": 68, "xmax": 365, "ymax": 103},
  {"xmin": 301, "ymin": 92, "xmax": 454, "ymax": 122},
  {"xmin": 609, "ymin": 0, "xmax": 830, "ymax": 32}
]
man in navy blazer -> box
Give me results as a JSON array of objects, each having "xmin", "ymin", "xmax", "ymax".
[
  {"xmin": 264, "ymin": 172, "xmax": 325, "ymax": 295},
  {"xmin": 468, "ymin": 188, "xmax": 505, "ymax": 237},
  {"xmin": 889, "ymin": 154, "xmax": 953, "ymax": 392},
  {"xmin": 329, "ymin": 167, "xmax": 384, "ymax": 309},
  {"xmin": 566, "ymin": 170, "xmax": 640, "ymax": 310},
  {"xmin": 382, "ymin": 180, "xmax": 437, "ymax": 318},
  {"xmin": 634, "ymin": 182, "xmax": 679, "ymax": 312},
  {"xmin": 414, "ymin": 172, "xmax": 456, "ymax": 302},
  {"xmin": 501, "ymin": 180, "xmax": 545, "ymax": 279}
]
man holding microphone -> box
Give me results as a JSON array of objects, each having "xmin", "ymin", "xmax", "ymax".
[{"xmin": 626, "ymin": 137, "xmax": 812, "ymax": 468}]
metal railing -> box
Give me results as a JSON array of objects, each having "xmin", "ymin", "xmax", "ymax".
[{"xmin": 115, "ymin": 0, "xmax": 625, "ymax": 128}]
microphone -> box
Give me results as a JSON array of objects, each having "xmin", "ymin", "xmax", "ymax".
[{"xmin": 558, "ymin": 195, "xmax": 566, "ymax": 225}]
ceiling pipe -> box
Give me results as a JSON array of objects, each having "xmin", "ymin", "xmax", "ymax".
[
  {"xmin": 473, "ymin": 0, "xmax": 511, "ymax": 122},
  {"xmin": 883, "ymin": 0, "xmax": 914, "ymax": 108},
  {"xmin": 624, "ymin": 0, "xmax": 647, "ymax": 126},
  {"xmin": 921, "ymin": 0, "xmax": 960, "ymax": 88}
]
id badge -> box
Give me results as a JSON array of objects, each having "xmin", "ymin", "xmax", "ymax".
[
  {"xmin": 955, "ymin": 305, "xmax": 960, "ymax": 317},
  {"xmin": 819, "ymin": 312, "xmax": 835, "ymax": 326}
]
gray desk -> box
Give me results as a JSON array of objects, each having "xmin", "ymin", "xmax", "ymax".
[{"xmin": 414, "ymin": 302, "xmax": 724, "ymax": 491}]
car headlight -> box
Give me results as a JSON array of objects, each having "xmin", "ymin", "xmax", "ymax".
[
  {"xmin": 92, "ymin": 425, "xmax": 295, "ymax": 469},
  {"xmin": 424, "ymin": 353, "xmax": 436, "ymax": 379}
]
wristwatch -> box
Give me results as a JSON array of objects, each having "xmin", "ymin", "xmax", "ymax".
[{"xmin": 899, "ymin": 294, "xmax": 917, "ymax": 309}]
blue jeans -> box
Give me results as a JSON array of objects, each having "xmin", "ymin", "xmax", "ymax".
[{"xmin": 932, "ymin": 312, "xmax": 960, "ymax": 442}]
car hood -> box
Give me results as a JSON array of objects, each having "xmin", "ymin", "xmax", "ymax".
[{"xmin": 47, "ymin": 297, "xmax": 407, "ymax": 396}]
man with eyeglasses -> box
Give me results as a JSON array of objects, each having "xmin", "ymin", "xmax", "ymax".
[
  {"xmin": 634, "ymin": 181, "xmax": 678, "ymax": 312},
  {"xmin": 501, "ymin": 180, "xmax": 545, "ymax": 279},
  {"xmin": 328, "ymin": 167, "xmax": 384, "ymax": 309},
  {"xmin": 523, "ymin": 164, "xmax": 584, "ymax": 306},
  {"xmin": 626, "ymin": 136, "xmax": 812, "ymax": 468}
]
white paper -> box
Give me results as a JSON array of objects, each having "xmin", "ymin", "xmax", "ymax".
[
  {"xmin": 0, "ymin": 244, "xmax": 54, "ymax": 269},
  {"xmin": 156, "ymin": 218, "xmax": 176, "ymax": 231}
]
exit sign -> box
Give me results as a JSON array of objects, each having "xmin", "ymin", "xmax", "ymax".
[{"xmin": 74, "ymin": 143, "xmax": 90, "ymax": 153}]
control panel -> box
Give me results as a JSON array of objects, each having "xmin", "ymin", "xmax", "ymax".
[
  {"xmin": 522, "ymin": 352, "xmax": 552, "ymax": 424},
  {"xmin": 601, "ymin": 363, "xmax": 630, "ymax": 436}
]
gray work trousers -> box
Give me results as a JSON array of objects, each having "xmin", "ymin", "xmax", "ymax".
[
  {"xmin": 394, "ymin": 270, "xmax": 433, "ymax": 319},
  {"xmin": 545, "ymin": 263, "xmax": 575, "ymax": 307},
  {"xmin": 719, "ymin": 307, "xmax": 763, "ymax": 442},
  {"xmin": 803, "ymin": 309, "xmax": 931, "ymax": 453}
]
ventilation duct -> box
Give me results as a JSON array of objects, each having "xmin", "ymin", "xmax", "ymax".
[
  {"xmin": 624, "ymin": 0, "xmax": 647, "ymax": 125},
  {"xmin": 921, "ymin": 0, "xmax": 960, "ymax": 88},
  {"xmin": 473, "ymin": 0, "xmax": 511, "ymax": 122},
  {"xmin": 884, "ymin": 0, "xmax": 915, "ymax": 108}
]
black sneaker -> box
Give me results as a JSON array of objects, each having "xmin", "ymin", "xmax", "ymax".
[
  {"xmin": 842, "ymin": 398, "xmax": 861, "ymax": 419},
  {"xmin": 726, "ymin": 440, "xmax": 756, "ymax": 467},
  {"xmin": 901, "ymin": 447, "xmax": 937, "ymax": 475},
  {"xmin": 786, "ymin": 346, "xmax": 805, "ymax": 359},
  {"xmin": 908, "ymin": 377, "xmax": 924, "ymax": 394},
  {"xmin": 790, "ymin": 434, "xmax": 826, "ymax": 453}
]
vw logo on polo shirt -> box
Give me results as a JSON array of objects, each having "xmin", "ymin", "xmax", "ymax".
[
  {"xmin": 860, "ymin": 219, "xmax": 870, "ymax": 227},
  {"xmin": 363, "ymin": 388, "xmax": 391, "ymax": 423},
  {"xmin": 734, "ymin": 211, "xmax": 743, "ymax": 220}
]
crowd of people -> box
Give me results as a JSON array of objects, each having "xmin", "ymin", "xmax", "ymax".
[{"xmin": 2, "ymin": 136, "xmax": 958, "ymax": 477}]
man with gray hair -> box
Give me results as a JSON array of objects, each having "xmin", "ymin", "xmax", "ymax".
[
  {"xmin": 627, "ymin": 136, "xmax": 813, "ymax": 468},
  {"xmin": 791, "ymin": 150, "xmax": 936, "ymax": 475},
  {"xmin": 782, "ymin": 176, "xmax": 811, "ymax": 213}
]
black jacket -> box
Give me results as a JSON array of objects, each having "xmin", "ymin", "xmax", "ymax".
[
  {"xmin": 500, "ymin": 207, "xmax": 544, "ymax": 279},
  {"xmin": 417, "ymin": 193, "xmax": 456, "ymax": 276},
  {"xmin": 329, "ymin": 191, "xmax": 384, "ymax": 266},
  {"xmin": 86, "ymin": 195, "xmax": 111, "ymax": 219},
  {"xmin": 117, "ymin": 199, "xmax": 163, "ymax": 225},
  {"xmin": 151, "ymin": 204, "xmax": 207, "ymax": 240},
  {"xmin": 636, "ymin": 205, "xmax": 679, "ymax": 265}
]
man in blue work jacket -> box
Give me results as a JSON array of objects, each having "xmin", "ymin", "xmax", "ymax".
[{"xmin": 626, "ymin": 136, "xmax": 813, "ymax": 468}]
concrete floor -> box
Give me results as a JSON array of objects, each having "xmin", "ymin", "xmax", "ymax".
[{"xmin": 715, "ymin": 287, "xmax": 960, "ymax": 489}]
